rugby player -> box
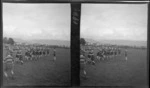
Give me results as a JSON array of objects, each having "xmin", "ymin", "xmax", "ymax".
[
  {"xmin": 3, "ymin": 53, "xmax": 15, "ymax": 79},
  {"xmin": 96, "ymin": 50, "xmax": 101, "ymax": 61},
  {"xmin": 90, "ymin": 50, "xmax": 95, "ymax": 65},
  {"xmin": 80, "ymin": 54, "xmax": 87, "ymax": 78},
  {"xmin": 125, "ymin": 49, "xmax": 128, "ymax": 61},
  {"xmin": 53, "ymin": 48, "xmax": 56, "ymax": 61},
  {"xmin": 25, "ymin": 50, "xmax": 30, "ymax": 61},
  {"xmin": 16, "ymin": 50, "xmax": 23, "ymax": 64}
]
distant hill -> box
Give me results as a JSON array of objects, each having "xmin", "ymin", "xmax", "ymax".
[
  {"xmin": 13, "ymin": 38, "xmax": 70, "ymax": 46},
  {"xmin": 29, "ymin": 39, "xmax": 70, "ymax": 46},
  {"xmin": 85, "ymin": 38, "xmax": 147, "ymax": 47},
  {"xmin": 13, "ymin": 38, "xmax": 27, "ymax": 43},
  {"xmin": 85, "ymin": 38, "xmax": 99, "ymax": 43}
]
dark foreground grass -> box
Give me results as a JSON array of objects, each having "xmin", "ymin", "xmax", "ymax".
[
  {"xmin": 3, "ymin": 48, "xmax": 71, "ymax": 86},
  {"xmin": 80, "ymin": 48, "xmax": 148, "ymax": 87}
]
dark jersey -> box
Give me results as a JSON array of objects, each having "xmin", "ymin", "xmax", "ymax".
[
  {"xmin": 53, "ymin": 50, "xmax": 56, "ymax": 56},
  {"xmin": 97, "ymin": 52, "xmax": 100, "ymax": 56},
  {"xmin": 115, "ymin": 50, "xmax": 117, "ymax": 55},
  {"xmin": 118, "ymin": 50, "xmax": 121, "ymax": 54},
  {"xmin": 16, "ymin": 52, "xmax": 22, "ymax": 60},
  {"xmin": 46, "ymin": 50, "xmax": 49, "ymax": 54},
  {"xmin": 25, "ymin": 51, "xmax": 29, "ymax": 56},
  {"xmin": 91, "ymin": 55, "xmax": 94, "ymax": 61},
  {"xmin": 125, "ymin": 51, "xmax": 127, "ymax": 56},
  {"xmin": 43, "ymin": 50, "xmax": 45, "ymax": 55},
  {"xmin": 32, "ymin": 50, "xmax": 36, "ymax": 55},
  {"xmin": 39, "ymin": 50, "xmax": 41, "ymax": 55}
]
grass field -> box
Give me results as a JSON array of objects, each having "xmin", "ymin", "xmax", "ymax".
[
  {"xmin": 3, "ymin": 48, "xmax": 71, "ymax": 86},
  {"xmin": 80, "ymin": 48, "xmax": 148, "ymax": 87}
]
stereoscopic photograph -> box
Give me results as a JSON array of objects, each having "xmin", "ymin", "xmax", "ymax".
[
  {"xmin": 80, "ymin": 4, "xmax": 148, "ymax": 87},
  {"xmin": 3, "ymin": 3, "xmax": 70, "ymax": 86}
]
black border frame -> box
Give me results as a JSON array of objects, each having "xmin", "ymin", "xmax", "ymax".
[
  {"xmin": 0, "ymin": 0, "xmax": 149, "ymax": 88},
  {"xmin": 1, "ymin": 0, "xmax": 149, "ymax": 3}
]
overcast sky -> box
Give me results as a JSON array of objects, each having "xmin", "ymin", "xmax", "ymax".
[
  {"xmin": 81, "ymin": 4, "xmax": 148, "ymax": 41},
  {"xmin": 3, "ymin": 3, "xmax": 70, "ymax": 41}
]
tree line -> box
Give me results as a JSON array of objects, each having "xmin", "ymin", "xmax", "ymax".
[{"xmin": 3, "ymin": 37, "xmax": 15, "ymax": 45}]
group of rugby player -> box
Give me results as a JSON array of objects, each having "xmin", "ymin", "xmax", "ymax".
[
  {"xmin": 96, "ymin": 47, "xmax": 122, "ymax": 61},
  {"xmin": 80, "ymin": 45, "xmax": 128, "ymax": 78},
  {"xmin": 3, "ymin": 44, "xmax": 56, "ymax": 80}
]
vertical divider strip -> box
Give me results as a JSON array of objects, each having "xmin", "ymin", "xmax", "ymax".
[{"xmin": 71, "ymin": 3, "xmax": 81, "ymax": 86}]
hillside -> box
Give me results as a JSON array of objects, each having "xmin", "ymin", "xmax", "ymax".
[
  {"xmin": 85, "ymin": 38, "xmax": 147, "ymax": 47},
  {"xmin": 13, "ymin": 38, "xmax": 70, "ymax": 46}
]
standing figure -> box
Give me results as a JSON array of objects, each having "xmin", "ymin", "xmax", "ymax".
[
  {"xmin": 125, "ymin": 49, "xmax": 128, "ymax": 61},
  {"xmin": 90, "ymin": 50, "xmax": 95, "ymax": 65},
  {"xmin": 53, "ymin": 48, "xmax": 56, "ymax": 61},
  {"xmin": 96, "ymin": 51, "xmax": 101, "ymax": 61},
  {"xmin": 80, "ymin": 54, "xmax": 87, "ymax": 78},
  {"xmin": 25, "ymin": 50, "xmax": 30, "ymax": 61},
  {"xmin": 16, "ymin": 50, "xmax": 23, "ymax": 64},
  {"xmin": 3, "ymin": 54, "xmax": 15, "ymax": 79},
  {"xmin": 118, "ymin": 48, "xmax": 121, "ymax": 56}
]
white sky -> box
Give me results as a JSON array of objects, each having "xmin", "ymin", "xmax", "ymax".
[
  {"xmin": 3, "ymin": 3, "xmax": 70, "ymax": 41},
  {"xmin": 81, "ymin": 4, "xmax": 148, "ymax": 41}
]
